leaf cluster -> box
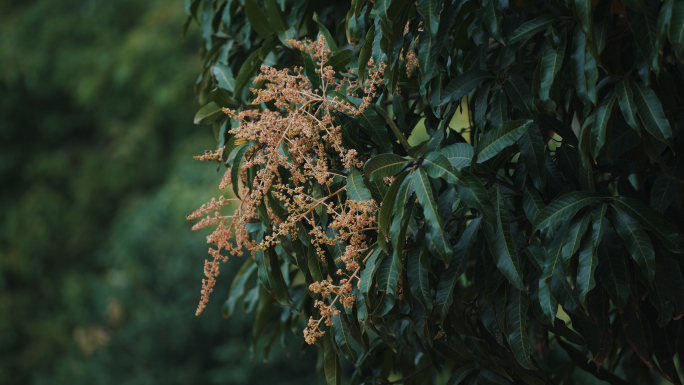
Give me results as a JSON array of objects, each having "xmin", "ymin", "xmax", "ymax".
[{"xmin": 187, "ymin": 0, "xmax": 684, "ymax": 384}]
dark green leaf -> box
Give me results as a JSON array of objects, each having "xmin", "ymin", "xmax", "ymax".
[
  {"xmin": 539, "ymin": 31, "xmax": 566, "ymax": 106},
  {"xmin": 486, "ymin": 186, "xmax": 525, "ymax": 290},
  {"xmin": 615, "ymin": 79, "xmax": 639, "ymax": 132},
  {"xmin": 211, "ymin": 63, "xmax": 235, "ymax": 93},
  {"xmin": 506, "ymin": 288, "xmax": 535, "ymax": 370},
  {"xmin": 611, "ymin": 206, "xmax": 656, "ymax": 283},
  {"xmin": 230, "ymin": 145, "xmax": 250, "ymax": 197},
  {"xmin": 458, "ymin": 171, "xmax": 497, "ymax": 225},
  {"xmin": 323, "ymin": 335, "xmax": 341, "ymax": 385},
  {"xmin": 440, "ymin": 70, "xmax": 492, "ymax": 106},
  {"xmin": 571, "ymin": 27, "xmax": 591, "ymax": 105},
  {"xmin": 477, "ymin": 120, "xmax": 533, "ymax": 163},
  {"xmin": 441, "ymin": 143, "xmax": 474, "ymax": 170},
  {"xmin": 506, "ymin": 15, "xmax": 555, "ymax": 45},
  {"xmin": 378, "ymin": 172, "xmax": 409, "ymax": 241},
  {"xmin": 193, "ymin": 102, "xmax": 224, "ymax": 125},
  {"xmin": 650, "ymin": 173, "xmax": 680, "ymax": 214},
  {"xmin": 505, "ymin": 74, "xmax": 535, "ymax": 117},
  {"xmin": 539, "ymin": 221, "xmax": 569, "ymax": 322},
  {"xmin": 347, "ymin": 169, "xmax": 372, "ymax": 201},
  {"xmin": 312, "ymin": 13, "xmax": 338, "ymax": 53},
  {"xmin": 244, "ymin": 0, "xmax": 274, "ymax": 39},
  {"xmin": 632, "ymin": 82, "xmax": 674, "ymax": 148},
  {"xmin": 561, "ymin": 210, "xmax": 592, "ymax": 270},
  {"xmin": 518, "ymin": 123, "xmax": 546, "ymax": 191},
  {"xmin": 532, "ymin": 191, "xmax": 598, "ymax": 233},
  {"xmin": 359, "ymin": 249, "xmax": 383, "ymax": 299},
  {"xmin": 597, "ymin": 224, "xmax": 630, "ymax": 308},
  {"xmin": 408, "ymin": 247, "xmax": 432, "ymax": 313},
  {"xmin": 611, "ymin": 196, "xmax": 684, "ymax": 253},
  {"xmin": 482, "ymin": 0, "xmax": 503, "ymax": 43},
  {"xmin": 590, "ymin": 92, "xmax": 616, "ymax": 160},
  {"xmin": 422, "ymin": 152, "xmax": 468, "ymax": 187},
  {"xmin": 365, "ymin": 154, "xmax": 409, "ymax": 182}
]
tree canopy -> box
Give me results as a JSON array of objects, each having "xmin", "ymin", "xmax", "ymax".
[{"xmin": 188, "ymin": 0, "xmax": 684, "ymax": 384}]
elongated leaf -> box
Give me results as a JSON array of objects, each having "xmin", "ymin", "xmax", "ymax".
[
  {"xmin": 539, "ymin": 32, "xmax": 566, "ymax": 105},
  {"xmin": 357, "ymin": 108, "xmax": 394, "ymax": 154},
  {"xmin": 589, "ymin": 92, "xmax": 616, "ymax": 160},
  {"xmin": 374, "ymin": 248, "xmax": 402, "ymax": 316},
  {"xmin": 506, "ymin": 288, "xmax": 535, "ymax": 370},
  {"xmin": 518, "ymin": 123, "xmax": 546, "ymax": 191},
  {"xmin": 505, "ymin": 74, "xmax": 535, "ymax": 117},
  {"xmin": 414, "ymin": 168, "xmax": 452, "ymax": 264},
  {"xmin": 535, "ymin": 113, "xmax": 579, "ymax": 147},
  {"xmin": 312, "ymin": 13, "xmax": 338, "ymax": 53},
  {"xmin": 408, "ymin": 247, "xmax": 433, "ymax": 313},
  {"xmin": 230, "ymin": 145, "xmax": 250, "ymax": 197},
  {"xmin": 506, "ymin": 15, "xmax": 554, "ymax": 45},
  {"xmin": 440, "ymin": 70, "xmax": 492, "ymax": 105},
  {"xmin": 615, "ymin": 79, "xmax": 639, "ymax": 132},
  {"xmin": 632, "ymin": 82, "xmax": 674, "ymax": 148},
  {"xmin": 486, "ymin": 186, "xmax": 524, "ymax": 289},
  {"xmin": 532, "ymin": 191, "xmax": 598, "ymax": 233},
  {"xmin": 597, "ymin": 225, "xmax": 629, "ymax": 308},
  {"xmin": 671, "ymin": 2, "xmax": 684, "ymax": 60},
  {"xmin": 573, "ymin": 0, "xmax": 599, "ymax": 63},
  {"xmin": 331, "ymin": 313, "xmax": 358, "ymax": 362},
  {"xmin": 378, "ymin": 172, "xmax": 409, "ymax": 240},
  {"xmin": 365, "ymin": 154, "xmax": 408, "ymax": 182},
  {"xmin": 611, "ymin": 196, "xmax": 684, "ymax": 253},
  {"xmin": 649, "ymin": 253, "xmax": 675, "ymax": 327},
  {"xmin": 571, "ymin": 27, "xmax": 591, "ymax": 105},
  {"xmin": 477, "ymin": 120, "xmax": 533, "ymax": 163},
  {"xmin": 523, "ymin": 188, "xmax": 545, "ymax": 223},
  {"xmin": 234, "ymin": 49, "xmax": 264, "ymax": 97},
  {"xmin": 489, "ymin": 88, "xmax": 507, "ymax": 126},
  {"xmin": 244, "ymin": 0, "xmax": 274, "ymax": 39},
  {"xmin": 194, "ymin": 102, "xmax": 223, "ymax": 125},
  {"xmin": 323, "ymin": 335, "xmax": 341, "ymax": 385},
  {"xmin": 539, "ymin": 222, "xmax": 569, "ymax": 322},
  {"xmin": 458, "ymin": 171, "xmax": 497, "ymax": 224},
  {"xmin": 359, "ymin": 249, "xmax": 383, "ymax": 298},
  {"xmin": 482, "ymin": 0, "xmax": 503, "ymax": 43},
  {"xmin": 650, "ymin": 173, "xmax": 680, "ymax": 214},
  {"xmin": 561, "ymin": 210, "xmax": 592, "ymax": 269},
  {"xmin": 347, "ymin": 169, "xmax": 372, "ymax": 201},
  {"xmin": 436, "ymin": 218, "xmax": 481, "ymax": 316},
  {"xmin": 611, "ymin": 206, "xmax": 656, "ymax": 283},
  {"xmin": 577, "ymin": 220, "xmax": 598, "ymax": 305},
  {"xmin": 422, "ymin": 152, "xmax": 467, "ymax": 187},
  {"xmin": 441, "ymin": 143, "xmax": 474, "ymax": 170},
  {"xmin": 211, "ymin": 63, "xmax": 235, "ymax": 93}
]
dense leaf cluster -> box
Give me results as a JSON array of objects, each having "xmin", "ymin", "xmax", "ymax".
[{"xmin": 188, "ymin": 0, "xmax": 684, "ymax": 383}]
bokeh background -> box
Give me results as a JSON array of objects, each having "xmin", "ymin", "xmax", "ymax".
[{"xmin": 0, "ymin": 1, "xmax": 319, "ymax": 383}]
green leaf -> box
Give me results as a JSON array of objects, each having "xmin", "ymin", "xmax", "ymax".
[
  {"xmin": 233, "ymin": 49, "xmax": 264, "ymax": 98},
  {"xmin": 224, "ymin": 259, "xmax": 257, "ymax": 317},
  {"xmin": 312, "ymin": 13, "xmax": 338, "ymax": 53},
  {"xmin": 421, "ymin": 152, "xmax": 468, "ymax": 187},
  {"xmin": 532, "ymin": 191, "xmax": 598, "ymax": 233},
  {"xmin": 615, "ymin": 79, "xmax": 639, "ymax": 132},
  {"xmin": 506, "ymin": 288, "xmax": 535, "ymax": 370},
  {"xmin": 193, "ymin": 102, "xmax": 224, "ymax": 125},
  {"xmin": 378, "ymin": 172, "xmax": 409, "ymax": 242},
  {"xmin": 535, "ymin": 113, "xmax": 579, "ymax": 147},
  {"xmin": 485, "ymin": 186, "xmax": 525, "ymax": 290},
  {"xmin": 611, "ymin": 196, "xmax": 684, "ymax": 253},
  {"xmin": 571, "ymin": 27, "xmax": 592, "ymax": 105},
  {"xmin": 440, "ymin": 70, "xmax": 492, "ymax": 106},
  {"xmin": 374, "ymin": 248, "xmax": 402, "ymax": 316},
  {"xmin": 347, "ymin": 169, "xmax": 372, "ymax": 201},
  {"xmin": 408, "ymin": 247, "xmax": 433, "ymax": 314},
  {"xmin": 611, "ymin": 206, "xmax": 656, "ymax": 284},
  {"xmin": 331, "ymin": 313, "xmax": 358, "ymax": 362},
  {"xmin": 244, "ymin": 0, "xmax": 274, "ymax": 39},
  {"xmin": 628, "ymin": 7, "xmax": 660, "ymax": 75},
  {"xmin": 597, "ymin": 224, "xmax": 630, "ymax": 308},
  {"xmin": 649, "ymin": 253, "xmax": 675, "ymax": 327},
  {"xmin": 458, "ymin": 171, "xmax": 497, "ymax": 225},
  {"xmin": 523, "ymin": 188, "xmax": 545, "ymax": 223},
  {"xmin": 573, "ymin": 0, "xmax": 599, "ymax": 64},
  {"xmin": 632, "ymin": 82, "xmax": 674, "ymax": 148},
  {"xmin": 539, "ymin": 222, "xmax": 569, "ymax": 323},
  {"xmin": 356, "ymin": 108, "xmax": 393, "ymax": 154},
  {"xmin": 263, "ymin": 0, "xmax": 288, "ymax": 33},
  {"xmin": 357, "ymin": 25, "xmax": 375, "ymax": 83},
  {"xmin": 230, "ymin": 144, "xmax": 250, "ymax": 197},
  {"xmin": 440, "ymin": 143, "xmax": 474, "ymax": 170},
  {"xmin": 589, "ymin": 92, "xmax": 616, "ymax": 160},
  {"xmin": 650, "ymin": 173, "xmax": 680, "ymax": 214},
  {"xmin": 436, "ymin": 218, "xmax": 481, "ymax": 316},
  {"xmin": 482, "ymin": 0, "xmax": 503, "ymax": 44},
  {"xmin": 413, "ymin": 168, "xmax": 453, "ymax": 264},
  {"xmin": 359, "ymin": 249, "xmax": 383, "ymax": 299},
  {"xmin": 489, "ymin": 88, "xmax": 507, "ymax": 126},
  {"xmin": 477, "ymin": 120, "xmax": 533, "ymax": 163},
  {"xmin": 518, "ymin": 123, "xmax": 546, "ymax": 191},
  {"xmin": 364, "ymin": 154, "xmax": 408, "ymax": 182},
  {"xmin": 577, "ymin": 210, "xmax": 605, "ymax": 305},
  {"xmin": 211, "ymin": 63, "xmax": 235, "ymax": 93},
  {"xmin": 323, "ymin": 335, "xmax": 341, "ymax": 385},
  {"xmin": 505, "ymin": 75, "xmax": 535, "ymax": 117},
  {"xmin": 670, "ymin": 2, "xmax": 684, "ymax": 60},
  {"xmin": 561, "ymin": 210, "xmax": 592, "ymax": 270},
  {"xmin": 506, "ymin": 15, "xmax": 555, "ymax": 45},
  {"xmin": 539, "ymin": 32, "xmax": 566, "ymax": 106}
]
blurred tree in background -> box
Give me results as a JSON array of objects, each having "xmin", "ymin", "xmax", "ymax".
[{"xmin": 0, "ymin": 1, "xmax": 316, "ymax": 383}]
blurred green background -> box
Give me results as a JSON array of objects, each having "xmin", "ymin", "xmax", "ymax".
[{"xmin": 0, "ymin": 1, "xmax": 318, "ymax": 383}]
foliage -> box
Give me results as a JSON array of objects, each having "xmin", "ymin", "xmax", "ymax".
[
  {"xmin": 188, "ymin": 0, "xmax": 684, "ymax": 384},
  {"xmin": 0, "ymin": 1, "xmax": 316, "ymax": 383}
]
